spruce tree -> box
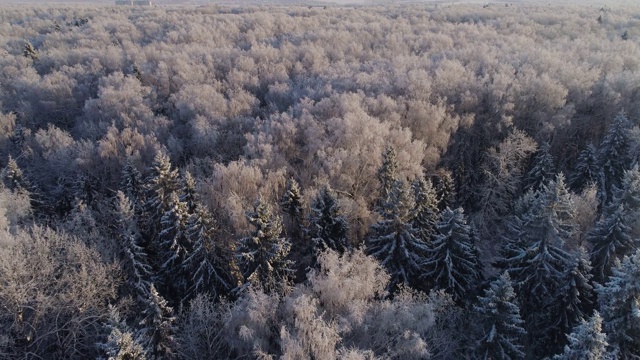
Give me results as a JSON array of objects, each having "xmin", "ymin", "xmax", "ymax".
[
  {"xmin": 615, "ymin": 165, "xmax": 640, "ymax": 238},
  {"xmin": 524, "ymin": 141, "xmax": 556, "ymax": 192},
  {"xmin": 98, "ymin": 306, "xmax": 147, "ymax": 360},
  {"xmin": 121, "ymin": 159, "xmax": 144, "ymax": 205},
  {"xmin": 23, "ymin": 41, "xmax": 37, "ymax": 60},
  {"xmin": 180, "ymin": 170, "xmax": 198, "ymax": 215},
  {"xmin": 144, "ymin": 152, "xmax": 181, "ymax": 239},
  {"xmin": 138, "ymin": 284, "xmax": 177, "ymax": 359},
  {"xmin": 411, "ymin": 177, "xmax": 440, "ymax": 244},
  {"xmin": 474, "ymin": 272, "xmax": 526, "ymax": 360},
  {"xmin": 2, "ymin": 155, "xmax": 28, "ymax": 193},
  {"xmin": 377, "ymin": 147, "xmax": 398, "ymax": 210},
  {"xmin": 553, "ymin": 312, "xmax": 611, "ymax": 360},
  {"xmin": 423, "ymin": 207, "xmax": 482, "ymax": 302},
  {"xmin": 598, "ymin": 113, "xmax": 632, "ymax": 205},
  {"xmin": 157, "ymin": 192, "xmax": 190, "ymax": 299},
  {"xmin": 307, "ymin": 186, "xmax": 350, "ymax": 255},
  {"xmin": 237, "ymin": 198, "xmax": 293, "ymax": 293},
  {"xmin": 367, "ymin": 179, "xmax": 428, "ymax": 292},
  {"xmin": 570, "ymin": 144, "xmax": 599, "ymax": 192},
  {"xmin": 183, "ymin": 203, "xmax": 233, "ymax": 299},
  {"xmin": 589, "ymin": 203, "xmax": 634, "ymax": 284},
  {"xmin": 597, "ymin": 250, "xmax": 640, "ymax": 359},
  {"xmin": 280, "ymin": 177, "xmax": 304, "ymax": 241},
  {"xmin": 432, "ymin": 168, "xmax": 456, "ymax": 210}
]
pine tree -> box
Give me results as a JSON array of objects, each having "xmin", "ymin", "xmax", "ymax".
[
  {"xmin": 553, "ymin": 312, "xmax": 611, "ymax": 360},
  {"xmin": 281, "ymin": 177, "xmax": 304, "ymax": 241},
  {"xmin": 598, "ymin": 113, "xmax": 632, "ymax": 205},
  {"xmin": 98, "ymin": 306, "xmax": 147, "ymax": 360},
  {"xmin": 238, "ymin": 198, "xmax": 293, "ymax": 293},
  {"xmin": 411, "ymin": 178, "xmax": 439, "ymax": 244},
  {"xmin": 570, "ymin": 144, "xmax": 599, "ymax": 192},
  {"xmin": 114, "ymin": 191, "xmax": 152, "ymax": 301},
  {"xmin": 138, "ymin": 284, "xmax": 177, "ymax": 359},
  {"xmin": 524, "ymin": 141, "xmax": 556, "ymax": 192},
  {"xmin": 597, "ymin": 250, "xmax": 640, "ymax": 359},
  {"xmin": 367, "ymin": 179, "xmax": 428, "ymax": 292},
  {"xmin": 308, "ymin": 186, "xmax": 350, "ymax": 255},
  {"xmin": 474, "ymin": 272, "xmax": 526, "ymax": 360},
  {"xmin": 377, "ymin": 147, "xmax": 398, "ymax": 210},
  {"xmin": 589, "ymin": 203, "xmax": 634, "ymax": 284},
  {"xmin": 183, "ymin": 203, "xmax": 233, "ymax": 299},
  {"xmin": 423, "ymin": 207, "xmax": 482, "ymax": 302}
]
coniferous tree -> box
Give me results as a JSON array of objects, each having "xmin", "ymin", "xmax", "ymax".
[
  {"xmin": 474, "ymin": 272, "xmax": 526, "ymax": 360},
  {"xmin": 570, "ymin": 144, "xmax": 599, "ymax": 192},
  {"xmin": 589, "ymin": 204, "xmax": 634, "ymax": 284},
  {"xmin": 524, "ymin": 141, "xmax": 556, "ymax": 192},
  {"xmin": 144, "ymin": 152, "xmax": 181, "ymax": 239},
  {"xmin": 307, "ymin": 186, "xmax": 350, "ymax": 255},
  {"xmin": 23, "ymin": 41, "xmax": 37, "ymax": 60},
  {"xmin": 553, "ymin": 312, "xmax": 611, "ymax": 360},
  {"xmin": 614, "ymin": 165, "xmax": 640, "ymax": 238},
  {"xmin": 121, "ymin": 159, "xmax": 144, "ymax": 204},
  {"xmin": 98, "ymin": 306, "xmax": 147, "ymax": 360},
  {"xmin": 423, "ymin": 207, "xmax": 482, "ymax": 302},
  {"xmin": 281, "ymin": 177, "xmax": 304, "ymax": 241},
  {"xmin": 432, "ymin": 168, "xmax": 456, "ymax": 210},
  {"xmin": 411, "ymin": 177, "xmax": 440, "ymax": 244},
  {"xmin": 547, "ymin": 248, "xmax": 595, "ymax": 355},
  {"xmin": 238, "ymin": 198, "xmax": 293, "ymax": 293},
  {"xmin": 597, "ymin": 250, "xmax": 640, "ymax": 359},
  {"xmin": 367, "ymin": 179, "xmax": 428, "ymax": 292},
  {"xmin": 377, "ymin": 147, "xmax": 398, "ymax": 210},
  {"xmin": 157, "ymin": 192, "xmax": 190, "ymax": 298},
  {"xmin": 180, "ymin": 170, "xmax": 198, "ymax": 215},
  {"xmin": 138, "ymin": 284, "xmax": 177, "ymax": 359},
  {"xmin": 114, "ymin": 191, "xmax": 152, "ymax": 301},
  {"xmin": 183, "ymin": 203, "xmax": 233, "ymax": 299},
  {"xmin": 598, "ymin": 113, "xmax": 632, "ymax": 205},
  {"xmin": 2, "ymin": 156, "xmax": 28, "ymax": 193}
]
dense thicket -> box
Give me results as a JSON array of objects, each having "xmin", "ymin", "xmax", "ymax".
[{"xmin": 0, "ymin": 2, "xmax": 639, "ymax": 358}]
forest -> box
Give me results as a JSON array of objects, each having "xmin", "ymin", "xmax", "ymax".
[{"xmin": 0, "ymin": 2, "xmax": 639, "ymax": 359}]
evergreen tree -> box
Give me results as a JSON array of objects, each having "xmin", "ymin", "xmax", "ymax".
[
  {"xmin": 423, "ymin": 207, "xmax": 482, "ymax": 302},
  {"xmin": 237, "ymin": 198, "xmax": 293, "ymax": 293},
  {"xmin": 138, "ymin": 284, "xmax": 177, "ymax": 359},
  {"xmin": 121, "ymin": 159, "xmax": 144, "ymax": 205},
  {"xmin": 524, "ymin": 141, "xmax": 556, "ymax": 192},
  {"xmin": 98, "ymin": 306, "xmax": 147, "ymax": 360},
  {"xmin": 157, "ymin": 192, "xmax": 190, "ymax": 298},
  {"xmin": 179, "ymin": 170, "xmax": 198, "ymax": 215},
  {"xmin": 570, "ymin": 144, "xmax": 599, "ymax": 192},
  {"xmin": 597, "ymin": 250, "xmax": 640, "ymax": 359},
  {"xmin": 114, "ymin": 191, "xmax": 152, "ymax": 301},
  {"xmin": 411, "ymin": 177, "xmax": 440, "ymax": 244},
  {"xmin": 307, "ymin": 186, "xmax": 350, "ymax": 255},
  {"xmin": 367, "ymin": 179, "xmax": 428, "ymax": 292},
  {"xmin": 2, "ymin": 155, "xmax": 28, "ymax": 193},
  {"xmin": 474, "ymin": 272, "xmax": 526, "ymax": 360},
  {"xmin": 377, "ymin": 147, "xmax": 398, "ymax": 210},
  {"xmin": 547, "ymin": 248, "xmax": 595, "ymax": 355},
  {"xmin": 432, "ymin": 168, "xmax": 456, "ymax": 210},
  {"xmin": 144, "ymin": 152, "xmax": 181, "ymax": 239},
  {"xmin": 598, "ymin": 113, "xmax": 632, "ymax": 205},
  {"xmin": 23, "ymin": 41, "xmax": 37, "ymax": 60},
  {"xmin": 553, "ymin": 312, "xmax": 611, "ymax": 360},
  {"xmin": 614, "ymin": 165, "xmax": 640, "ymax": 238},
  {"xmin": 280, "ymin": 177, "xmax": 304, "ymax": 241},
  {"xmin": 589, "ymin": 203, "xmax": 634, "ymax": 284},
  {"xmin": 183, "ymin": 203, "xmax": 233, "ymax": 299}
]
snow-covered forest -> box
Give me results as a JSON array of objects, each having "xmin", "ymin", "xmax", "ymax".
[{"xmin": 0, "ymin": 2, "xmax": 639, "ymax": 359}]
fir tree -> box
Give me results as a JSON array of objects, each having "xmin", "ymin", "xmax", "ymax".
[
  {"xmin": 411, "ymin": 177, "xmax": 440, "ymax": 244},
  {"xmin": 183, "ymin": 203, "xmax": 233, "ymax": 299},
  {"xmin": 98, "ymin": 306, "xmax": 147, "ymax": 360},
  {"xmin": 280, "ymin": 177, "xmax": 304, "ymax": 241},
  {"xmin": 157, "ymin": 192, "xmax": 190, "ymax": 298},
  {"xmin": 597, "ymin": 250, "xmax": 640, "ymax": 359},
  {"xmin": 377, "ymin": 147, "xmax": 398, "ymax": 210},
  {"xmin": 614, "ymin": 165, "xmax": 640, "ymax": 238},
  {"xmin": 121, "ymin": 159, "xmax": 144, "ymax": 204},
  {"xmin": 474, "ymin": 272, "xmax": 526, "ymax": 360},
  {"xmin": 144, "ymin": 152, "xmax": 181, "ymax": 239},
  {"xmin": 524, "ymin": 141, "xmax": 556, "ymax": 192},
  {"xmin": 598, "ymin": 113, "xmax": 632, "ymax": 205},
  {"xmin": 570, "ymin": 144, "xmax": 599, "ymax": 192},
  {"xmin": 432, "ymin": 168, "xmax": 456, "ymax": 210},
  {"xmin": 237, "ymin": 198, "xmax": 293, "ymax": 293},
  {"xmin": 423, "ymin": 207, "xmax": 482, "ymax": 302},
  {"xmin": 307, "ymin": 186, "xmax": 350, "ymax": 255},
  {"xmin": 180, "ymin": 170, "xmax": 198, "ymax": 215},
  {"xmin": 553, "ymin": 312, "xmax": 611, "ymax": 360},
  {"xmin": 2, "ymin": 155, "xmax": 28, "ymax": 193},
  {"xmin": 138, "ymin": 284, "xmax": 177, "ymax": 359},
  {"xmin": 367, "ymin": 179, "xmax": 428, "ymax": 292}
]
